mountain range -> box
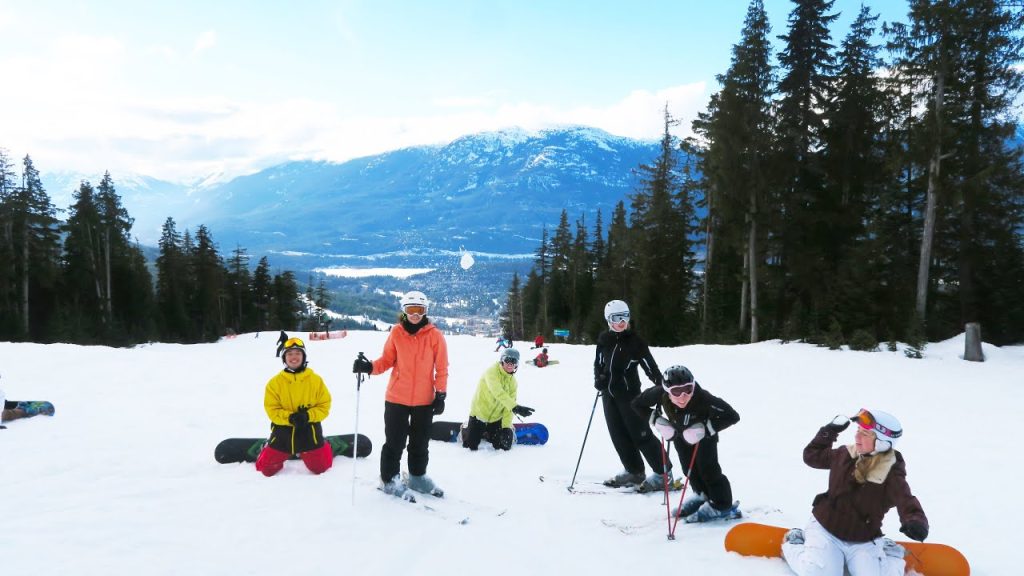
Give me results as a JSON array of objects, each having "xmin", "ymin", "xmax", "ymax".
[{"xmin": 41, "ymin": 126, "xmax": 663, "ymax": 259}]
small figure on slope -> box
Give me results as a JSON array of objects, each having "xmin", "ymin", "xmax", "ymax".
[
  {"xmin": 631, "ymin": 365, "xmax": 741, "ymax": 521},
  {"xmin": 256, "ymin": 334, "xmax": 333, "ymax": 476},
  {"xmin": 494, "ymin": 333, "xmax": 513, "ymax": 352},
  {"xmin": 463, "ymin": 348, "xmax": 535, "ymax": 451},
  {"xmin": 354, "ymin": 291, "xmax": 449, "ymax": 499},
  {"xmin": 532, "ymin": 334, "xmax": 544, "ymax": 349},
  {"xmin": 533, "ymin": 347, "xmax": 550, "ymax": 368},
  {"xmin": 593, "ymin": 299, "xmax": 672, "ymax": 492},
  {"xmin": 782, "ymin": 409, "xmax": 929, "ymax": 576}
]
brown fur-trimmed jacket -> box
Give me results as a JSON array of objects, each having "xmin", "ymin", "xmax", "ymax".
[{"xmin": 804, "ymin": 425, "xmax": 928, "ymax": 543}]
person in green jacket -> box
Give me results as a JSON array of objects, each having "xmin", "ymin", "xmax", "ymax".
[
  {"xmin": 256, "ymin": 334, "xmax": 333, "ymax": 476},
  {"xmin": 462, "ymin": 348, "xmax": 534, "ymax": 451}
]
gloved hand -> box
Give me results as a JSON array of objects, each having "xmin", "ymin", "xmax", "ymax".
[
  {"xmin": 825, "ymin": 414, "xmax": 851, "ymax": 433},
  {"xmin": 594, "ymin": 373, "xmax": 608, "ymax": 392},
  {"xmin": 512, "ymin": 405, "xmax": 534, "ymax": 417},
  {"xmin": 432, "ymin": 392, "xmax": 447, "ymax": 415},
  {"xmin": 653, "ymin": 416, "xmax": 676, "ymax": 440},
  {"xmin": 353, "ymin": 354, "xmax": 373, "ymax": 374},
  {"xmin": 900, "ymin": 521, "xmax": 928, "ymax": 542},
  {"xmin": 682, "ymin": 423, "xmax": 706, "ymax": 444},
  {"xmin": 288, "ymin": 407, "xmax": 310, "ymax": 427}
]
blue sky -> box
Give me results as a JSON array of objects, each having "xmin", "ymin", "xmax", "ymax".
[{"xmin": 0, "ymin": 1, "xmax": 908, "ymax": 183}]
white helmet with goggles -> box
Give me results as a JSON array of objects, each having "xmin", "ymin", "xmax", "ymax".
[
  {"xmin": 852, "ymin": 408, "xmax": 902, "ymax": 452},
  {"xmin": 400, "ymin": 291, "xmax": 429, "ymax": 315},
  {"xmin": 604, "ymin": 300, "xmax": 630, "ymax": 324}
]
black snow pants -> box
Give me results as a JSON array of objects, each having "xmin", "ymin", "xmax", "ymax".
[
  {"xmin": 380, "ymin": 401, "xmax": 434, "ymax": 482},
  {"xmin": 673, "ymin": 435, "xmax": 732, "ymax": 509},
  {"xmin": 603, "ymin": 391, "xmax": 670, "ymax": 475}
]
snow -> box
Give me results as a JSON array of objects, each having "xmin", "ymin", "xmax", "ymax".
[
  {"xmin": 315, "ymin": 267, "xmax": 435, "ymax": 279},
  {"xmin": 1, "ymin": 332, "xmax": 1018, "ymax": 575}
]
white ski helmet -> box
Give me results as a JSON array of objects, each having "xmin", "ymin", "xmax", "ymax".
[
  {"xmin": 604, "ymin": 300, "xmax": 630, "ymax": 323},
  {"xmin": 854, "ymin": 408, "xmax": 902, "ymax": 453},
  {"xmin": 500, "ymin": 348, "xmax": 520, "ymax": 364},
  {"xmin": 400, "ymin": 290, "xmax": 429, "ymax": 313}
]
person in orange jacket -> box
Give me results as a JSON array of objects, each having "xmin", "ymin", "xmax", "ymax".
[{"xmin": 354, "ymin": 290, "xmax": 449, "ymax": 499}]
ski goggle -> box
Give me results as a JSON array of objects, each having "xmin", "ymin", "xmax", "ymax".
[
  {"xmin": 607, "ymin": 312, "xmax": 630, "ymax": 324},
  {"xmin": 852, "ymin": 409, "xmax": 901, "ymax": 439},
  {"xmin": 501, "ymin": 356, "xmax": 519, "ymax": 366},
  {"xmin": 663, "ymin": 382, "xmax": 695, "ymax": 397},
  {"xmin": 282, "ymin": 337, "xmax": 305, "ymax": 350},
  {"xmin": 403, "ymin": 304, "xmax": 427, "ymax": 316}
]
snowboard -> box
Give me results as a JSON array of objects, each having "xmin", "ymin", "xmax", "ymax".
[
  {"xmin": 214, "ymin": 433, "xmax": 372, "ymax": 464},
  {"xmin": 430, "ymin": 421, "xmax": 549, "ymax": 445},
  {"xmin": 308, "ymin": 330, "xmax": 347, "ymax": 341},
  {"xmin": 526, "ymin": 359, "xmax": 559, "ymax": 367},
  {"xmin": 5, "ymin": 400, "xmax": 56, "ymax": 416},
  {"xmin": 723, "ymin": 522, "xmax": 970, "ymax": 576}
]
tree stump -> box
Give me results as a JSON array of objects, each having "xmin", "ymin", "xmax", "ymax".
[{"xmin": 964, "ymin": 322, "xmax": 984, "ymax": 362}]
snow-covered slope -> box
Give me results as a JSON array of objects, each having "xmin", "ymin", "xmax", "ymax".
[{"xmin": 1, "ymin": 333, "xmax": 1015, "ymax": 575}]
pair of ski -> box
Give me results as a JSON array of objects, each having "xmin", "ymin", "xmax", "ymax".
[{"xmin": 376, "ymin": 474, "xmax": 506, "ymax": 525}]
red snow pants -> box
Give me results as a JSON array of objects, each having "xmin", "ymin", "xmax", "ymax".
[{"xmin": 255, "ymin": 442, "xmax": 333, "ymax": 476}]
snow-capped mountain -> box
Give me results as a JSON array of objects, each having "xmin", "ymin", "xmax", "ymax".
[{"xmin": 42, "ymin": 126, "xmax": 662, "ymax": 255}]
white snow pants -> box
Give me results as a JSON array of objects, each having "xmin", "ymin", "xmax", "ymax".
[{"xmin": 782, "ymin": 518, "xmax": 906, "ymax": 576}]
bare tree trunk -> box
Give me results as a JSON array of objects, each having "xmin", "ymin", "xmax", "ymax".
[
  {"xmin": 20, "ymin": 226, "xmax": 29, "ymax": 335},
  {"xmin": 916, "ymin": 67, "xmax": 946, "ymax": 321},
  {"xmin": 749, "ymin": 200, "xmax": 759, "ymax": 344},
  {"xmin": 702, "ymin": 195, "xmax": 714, "ymax": 341},
  {"xmin": 104, "ymin": 228, "xmax": 112, "ymax": 322},
  {"xmin": 739, "ymin": 235, "xmax": 749, "ymax": 335}
]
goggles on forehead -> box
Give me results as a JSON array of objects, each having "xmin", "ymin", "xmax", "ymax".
[
  {"xmin": 403, "ymin": 304, "xmax": 427, "ymax": 316},
  {"xmin": 852, "ymin": 408, "xmax": 901, "ymax": 439},
  {"xmin": 283, "ymin": 337, "xmax": 305, "ymax": 349},
  {"xmin": 663, "ymin": 382, "xmax": 695, "ymax": 397},
  {"xmin": 607, "ymin": 312, "xmax": 630, "ymax": 324}
]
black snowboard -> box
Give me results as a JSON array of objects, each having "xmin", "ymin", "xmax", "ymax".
[{"xmin": 214, "ymin": 434, "xmax": 372, "ymax": 464}]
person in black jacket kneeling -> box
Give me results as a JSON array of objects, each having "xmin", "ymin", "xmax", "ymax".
[{"xmin": 631, "ymin": 365, "xmax": 741, "ymax": 522}]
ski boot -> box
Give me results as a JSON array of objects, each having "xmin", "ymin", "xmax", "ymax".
[
  {"xmin": 603, "ymin": 470, "xmax": 645, "ymax": 488},
  {"xmin": 683, "ymin": 500, "xmax": 742, "ymax": 523},
  {"xmin": 379, "ymin": 475, "xmax": 416, "ymax": 502},
  {"xmin": 636, "ymin": 471, "xmax": 673, "ymax": 493},
  {"xmin": 675, "ymin": 492, "xmax": 707, "ymax": 518},
  {"xmin": 407, "ymin": 474, "xmax": 444, "ymax": 498}
]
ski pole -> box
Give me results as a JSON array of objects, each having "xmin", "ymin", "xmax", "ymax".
[
  {"xmin": 660, "ymin": 438, "xmax": 674, "ymax": 540},
  {"xmin": 351, "ymin": 353, "xmax": 367, "ymax": 505},
  {"xmin": 569, "ymin": 390, "xmax": 601, "ymax": 492},
  {"xmin": 669, "ymin": 440, "xmax": 701, "ymax": 538}
]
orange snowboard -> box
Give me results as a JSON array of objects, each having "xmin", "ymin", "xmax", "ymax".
[{"xmin": 724, "ymin": 522, "xmax": 970, "ymax": 576}]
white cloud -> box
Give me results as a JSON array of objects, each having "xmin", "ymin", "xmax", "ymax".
[
  {"xmin": 0, "ymin": 29, "xmax": 710, "ymax": 184},
  {"xmin": 192, "ymin": 30, "xmax": 217, "ymax": 56}
]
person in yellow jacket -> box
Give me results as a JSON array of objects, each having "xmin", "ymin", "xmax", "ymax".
[
  {"xmin": 463, "ymin": 348, "xmax": 535, "ymax": 451},
  {"xmin": 353, "ymin": 291, "xmax": 448, "ymax": 498},
  {"xmin": 255, "ymin": 335, "xmax": 333, "ymax": 477}
]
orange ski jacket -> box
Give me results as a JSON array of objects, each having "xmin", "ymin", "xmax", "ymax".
[{"xmin": 370, "ymin": 321, "xmax": 449, "ymax": 406}]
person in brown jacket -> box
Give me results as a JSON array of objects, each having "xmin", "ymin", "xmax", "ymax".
[
  {"xmin": 782, "ymin": 409, "xmax": 929, "ymax": 576},
  {"xmin": 353, "ymin": 290, "xmax": 449, "ymax": 500}
]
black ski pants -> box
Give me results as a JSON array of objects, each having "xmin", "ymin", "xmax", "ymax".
[
  {"xmin": 381, "ymin": 401, "xmax": 434, "ymax": 482},
  {"xmin": 462, "ymin": 416, "xmax": 513, "ymax": 451},
  {"xmin": 602, "ymin": 391, "xmax": 669, "ymax": 475},
  {"xmin": 673, "ymin": 435, "xmax": 732, "ymax": 509}
]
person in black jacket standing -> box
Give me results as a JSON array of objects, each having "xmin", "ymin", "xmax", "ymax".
[
  {"xmin": 632, "ymin": 364, "xmax": 741, "ymax": 522},
  {"xmin": 593, "ymin": 299, "xmax": 672, "ymax": 491}
]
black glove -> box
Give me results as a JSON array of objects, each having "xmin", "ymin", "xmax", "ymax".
[
  {"xmin": 432, "ymin": 392, "xmax": 447, "ymax": 415},
  {"xmin": 825, "ymin": 414, "xmax": 851, "ymax": 433},
  {"xmin": 288, "ymin": 407, "xmax": 310, "ymax": 427},
  {"xmin": 353, "ymin": 354, "xmax": 373, "ymax": 374},
  {"xmin": 512, "ymin": 405, "xmax": 534, "ymax": 417},
  {"xmin": 594, "ymin": 374, "xmax": 608, "ymax": 392},
  {"xmin": 900, "ymin": 521, "xmax": 928, "ymax": 542}
]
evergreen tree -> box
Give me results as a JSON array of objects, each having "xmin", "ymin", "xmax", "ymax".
[
  {"xmin": 10, "ymin": 156, "xmax": 61, "ymax": 339},
  {"xmin": 772, "ymin": 0, "xmax": 839, "ymax": 339},
  {"xmin": 190, "ymin": 225, "xmax": 225, "ymax": 341},
  {"xmin": 225, "ymin": 245, "xmax": 252, "ymax": 333},
  {"xmin": 252, "ymin": 256, "xmax": 273, "ymax": 333},
  {"xmin": 156, "ymin": 218, "xmax": 190, "ymax": 341}
]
